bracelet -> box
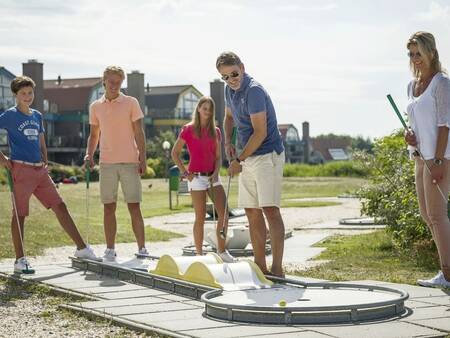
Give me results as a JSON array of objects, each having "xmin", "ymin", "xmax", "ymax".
[
  {"xmin": 182, "ymin": 171, "xmax": 189, "ymax": 177},
  {"xmin": 236, "ymin": 158, "xmax": 241, "ymax": 164}
]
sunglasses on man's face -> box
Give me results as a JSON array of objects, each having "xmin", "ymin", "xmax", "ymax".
[
  {"xmin": 221, "ymin": 71, "xmax": 240, "ymax": 81},
  {"xmin": 408, "ymin": 51, "xmax": 422, "ymax": 58}
]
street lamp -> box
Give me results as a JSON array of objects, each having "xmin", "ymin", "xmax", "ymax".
[{"xmin": 162, "ymin": 140, "xmax": 171, "ymax": 182}]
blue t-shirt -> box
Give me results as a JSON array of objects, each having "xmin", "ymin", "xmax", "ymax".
[
  {"xmin": 225, "ymin": 73, "xmax": 284, "ymax": 155},
  {"xmin": 0, "ymin": 107, "xmax": 44, "ymax": 163}
]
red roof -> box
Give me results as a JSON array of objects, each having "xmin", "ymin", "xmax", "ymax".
[
  {"xmin": 44, "ymin": 77, "xmax": 101, "ymax": 89},
  {"xmin": 43, "ymin": 77, "xmax": 102, "ymax": 112},
  {"xmin": 311, "ymin": 138, "xmax": 351, "ymax": 161}
]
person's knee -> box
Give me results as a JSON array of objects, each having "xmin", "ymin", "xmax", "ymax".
[
  {"xmin": 262, "ymin": 206, "xmax": 281, "ymax": 219},
  {"xmin": 427, "ymin": 212, "xmax": 446, "ymax": 227},
  {"xmin": 104, "ymin": 203, "xmax": 117, "ymax": 214},
  {"xmin": 245, "ymin": 208, "xmax": 262, "ymax": 217},
  {"xmin": 52, "ymin": 201, "xmax": 67, "ymax": 213},
  {"xmin": 127, "ymin": 202, "xmax": 141, "ymax": 212}
]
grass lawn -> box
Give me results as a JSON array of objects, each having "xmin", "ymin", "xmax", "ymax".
[
  {"xmin": 293, "ymin": 230, "xmax": 440, "ymax": 285},
  {"xmin": 0, "ymin": 176, "xmax": 365, "ymax": 259}
]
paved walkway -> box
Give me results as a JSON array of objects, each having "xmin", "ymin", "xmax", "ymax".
[{"xmin": 0, "ymin": 261, "xmax": 449, "ymax": 338}]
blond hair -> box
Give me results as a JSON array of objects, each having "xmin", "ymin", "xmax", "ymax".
[
  {"xmin": 192, "ymin": 96, "xmax": 217, "ymax": 138},
  {"xmin": 102, "ymin": 66, "xmax": 125, "ymax": 82},
  {"xmin": 407, "ymin": 31, "xmax": 445, "ymax": 78}
]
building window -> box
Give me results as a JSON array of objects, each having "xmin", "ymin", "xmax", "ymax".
[
  {"xmin": 286, "ymin": 127, "xmax": 299, "ymax": 143},
  {"xmin": 178, "ymin": 91, "xmax": 199, "ymax": 119}
]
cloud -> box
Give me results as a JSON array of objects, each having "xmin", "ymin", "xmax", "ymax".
[
  {"xmin": 414, "ymin": 1, "xmax": 450, "ymax": 22},
  {"xmin": 276, "ymin": 3, "xmax": 338, "ymax": 12}
]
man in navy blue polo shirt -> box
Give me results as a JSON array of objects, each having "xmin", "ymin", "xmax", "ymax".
[{"xmin": 217, "ymin": 52, "xmax": 286, "ymax": 277}]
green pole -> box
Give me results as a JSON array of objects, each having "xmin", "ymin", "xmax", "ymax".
[
  {"xmin": 85, "ymin": 160, "xmax": 90, "ymax": 189},
  {"xmin": 386, "ymin": 94, "xmax": 408, "ymax": 130},
  {"xmin": 6, "ymin": 169, "xmax": 13, "ymax": 191}
]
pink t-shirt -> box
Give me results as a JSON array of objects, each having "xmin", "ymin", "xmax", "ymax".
[
  {"xmin": 180, "ymin": 124, "xmax": 221, "ymax": 173},
  {"xmin": 89, "ymin": 93, "xmax": 144, "ymax": 163}
]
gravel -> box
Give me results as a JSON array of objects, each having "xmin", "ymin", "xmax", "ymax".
[{"xmin": 0, "ymin": 279, "xmax": 161, "ymax": 338}]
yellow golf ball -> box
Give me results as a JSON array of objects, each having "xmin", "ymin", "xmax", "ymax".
[{"xmin": 279, "ymin": 300, "xmax": 287, "ymax": 307}]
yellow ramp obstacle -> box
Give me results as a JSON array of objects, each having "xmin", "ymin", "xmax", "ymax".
[
  {"xmin": 183, "ymin": 260, "xmax": 273, "ymax": 290},
  {"xmin": 150, "ymin": 253, "xmax": 222, "ymax": 280}
]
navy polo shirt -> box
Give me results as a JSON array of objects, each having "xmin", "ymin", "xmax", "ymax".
[{"xmin": 225, "ymin": 73, "xmax": 284, "ymax": 156}]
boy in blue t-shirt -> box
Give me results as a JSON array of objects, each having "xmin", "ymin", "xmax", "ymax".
[{"xmin": 0, "ymin": 76, "xmax": 100, "ymax": 273}]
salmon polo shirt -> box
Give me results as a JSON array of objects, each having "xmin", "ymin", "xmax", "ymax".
[{"xmin": 89, "ymin": 93, "xmax": 144, "ymax": 163}]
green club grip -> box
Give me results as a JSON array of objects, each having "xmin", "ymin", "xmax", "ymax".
[
  {"xmin": 85, "ymin": 160, "xmax": 90, "ymax": 189},
  {"xmin": 387, "ymin": 94, "xmax": 408, "ymax": 130},
  {"xmin": 231, "ymin": 127, "xmax": 237, "ymax": 146},
  {"xmin": 6, "ymin": 169, "xmax": 13, "ymax": 191}
]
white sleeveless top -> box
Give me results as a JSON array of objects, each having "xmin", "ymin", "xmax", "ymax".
[{"xmin": 407, "ymin": 72, "xmax": 450, "ymax": 160}]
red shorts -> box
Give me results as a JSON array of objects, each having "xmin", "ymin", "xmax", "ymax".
[{"xmin": 11, "ymin": 162, "xmax": 63, "ymax": 217}]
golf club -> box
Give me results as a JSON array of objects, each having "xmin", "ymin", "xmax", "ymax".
[
  {"xmin": 6, "ymin": 168, "xmax": 35, "ymax": 274},
  {"xmin": 387, "ymin": 94, "xmax": 448, "ymax": 204}
]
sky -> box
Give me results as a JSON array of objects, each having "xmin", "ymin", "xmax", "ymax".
[{"xmin": 1, "ymin": 0, "xmax": 450, "ymax": 139}]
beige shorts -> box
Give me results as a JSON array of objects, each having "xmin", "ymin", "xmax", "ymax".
[
  {"xmin": 100, "ymin": 163, "xmax": 142, "ymax": 204},
  {"xmin": 238, "ymin": 151, "xmax": 285, "ymax": 208}
]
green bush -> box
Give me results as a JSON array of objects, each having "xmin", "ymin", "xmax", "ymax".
[
  {"xmin": 142, "ymin": 166, "xmax": 156, "ymax": 179},
  {"xmin": 0, "ymin": 168, "xmax": 6, "ymax": 185},
  {"xmin": 147, "ymin": 158, "xmax": 166, "ymax": 178},
  {"xmin": 355, "ymin": 131, "xmax": 437, "ymax": 262},
  {"xmin": 283, "ymin": 161, "xmax": 368, "ymax": 178}
]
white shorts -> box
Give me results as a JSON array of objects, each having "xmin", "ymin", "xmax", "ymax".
[
  {"xmin": 188, "ymin": 175, "xmax": 222, "ymax": 191},
  {"xmin": 238, "ymin": 151, "xmax": 285, "ymax": 208}
]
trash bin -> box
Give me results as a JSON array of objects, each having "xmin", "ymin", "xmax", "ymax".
[{"xmin": 169, "ymin": 165, "xmax": 180, "ymax": 191}]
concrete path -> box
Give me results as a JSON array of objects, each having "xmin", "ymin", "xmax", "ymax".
[{"xmin": 0, "ymin": 262, "xmax": 449, "ymax": 338}]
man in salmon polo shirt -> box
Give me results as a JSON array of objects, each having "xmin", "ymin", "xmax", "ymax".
[{"xmin": 85, "ymin": 66, "xmax": 148, "ymax": 261}]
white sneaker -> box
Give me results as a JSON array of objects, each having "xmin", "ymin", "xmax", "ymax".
[
  {"xmin": 137, "ymin": 247, "xmax": 149, "ymax": 256},
  {"xmin": 218, "ymin": 250, "xmax": 236, "ymax": 263},
  {"xmin": 74, "ymin": 245, "xmax": 101, "ymax": 261},
  {"xmin": 103, "ymin": 248, "xmax": 117, "ymax": 262},
  {"xmin": 417, "ymin": 271, "xmax": 450, "ymax": 288},
  {"xmin": 14, "ymin": 257, "xmax": 35, "ymax": 274}
]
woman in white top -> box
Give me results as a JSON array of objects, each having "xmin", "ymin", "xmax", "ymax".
[{"xmin": 405, "ymin": 31, "xmax": 450, "ymax": 288}]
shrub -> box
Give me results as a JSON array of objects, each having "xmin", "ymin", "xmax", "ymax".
[
  {"xmin": 355, "ymin": 131, "xmax": 437, "ymax": 261},
  {"xmin": 147, "ymin": 158, "xmax": 166, "ymax": 178},
  {"xmin": 0, "ymin": 168, "xmax": 6, "ymax": 185},
  {"xmin": 142, "ymin": 166, "xmax": 156, "ymax": 179}
]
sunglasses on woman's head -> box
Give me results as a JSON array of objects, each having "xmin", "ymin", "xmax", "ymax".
[
  {"xmin": 221, "ymin": 72, "xmax": 240, "ymax": 81},
  {"xmin": 408, "ymin": 51, "xmax": 422, "ymax": 58}
]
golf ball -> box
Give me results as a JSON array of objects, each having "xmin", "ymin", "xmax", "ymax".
[{"xmin": 278, "ymin": 300, "xmax": 287, "ymax": 307}]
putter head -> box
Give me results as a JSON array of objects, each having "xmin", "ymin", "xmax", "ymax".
[{"xmin": 15, "ymin": 265, "xmax": 35, "ymax": 275}]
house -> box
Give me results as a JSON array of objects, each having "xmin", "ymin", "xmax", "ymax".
[
  {"xmin": 278, "ymin": 123, "xmax": 303, "ymax": 163},
  {"xmin": 311, "ymin": 135, "xmax": 351, "ymax": 161},
  {"xmin": 43, "ymin": 76, "xmax": 104, "ymax": 163},
  {"xmin": 144, "ymin": 84, "xmax": 203, "ymax": 137},
  {"xmin": 0, "ymin": 66, "xmax": 17, "ymax": 149}
]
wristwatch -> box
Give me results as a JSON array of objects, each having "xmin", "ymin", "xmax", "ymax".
[
  {"xmin": 433, "ymin": 158, "xmax": 443, "ymax": 166},
  {"xmin": 235, "ymin": 157, "xmax": 242, "ymax": 164}
]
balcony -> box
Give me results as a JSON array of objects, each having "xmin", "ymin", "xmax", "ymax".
[{"xmin": 47, "ymin": 135, "xmax": 85, "ymax": 151}]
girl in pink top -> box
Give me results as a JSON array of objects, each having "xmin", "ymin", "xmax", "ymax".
[{"xmin": 172, "ymin": 96, "xmax": 235, "ymax": 262}]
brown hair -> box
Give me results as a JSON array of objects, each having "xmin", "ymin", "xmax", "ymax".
[
  {"xmin": 407, "ymin": 31, "xmax": 445, "ymax": 78},
  {"xmin": 10, "ymin": 76, "xmax": 35, "ymax": 94},
  {"xmin": 192, "ymin": 96, "xmax": 217, "ymax": 139},
  {"xmin": 102, "ymin": 66, "xmax": 125, "ymax": 82},
  {"xmin": 216, "ymin": 51, "xmax": 242, "ymax": 69}
]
